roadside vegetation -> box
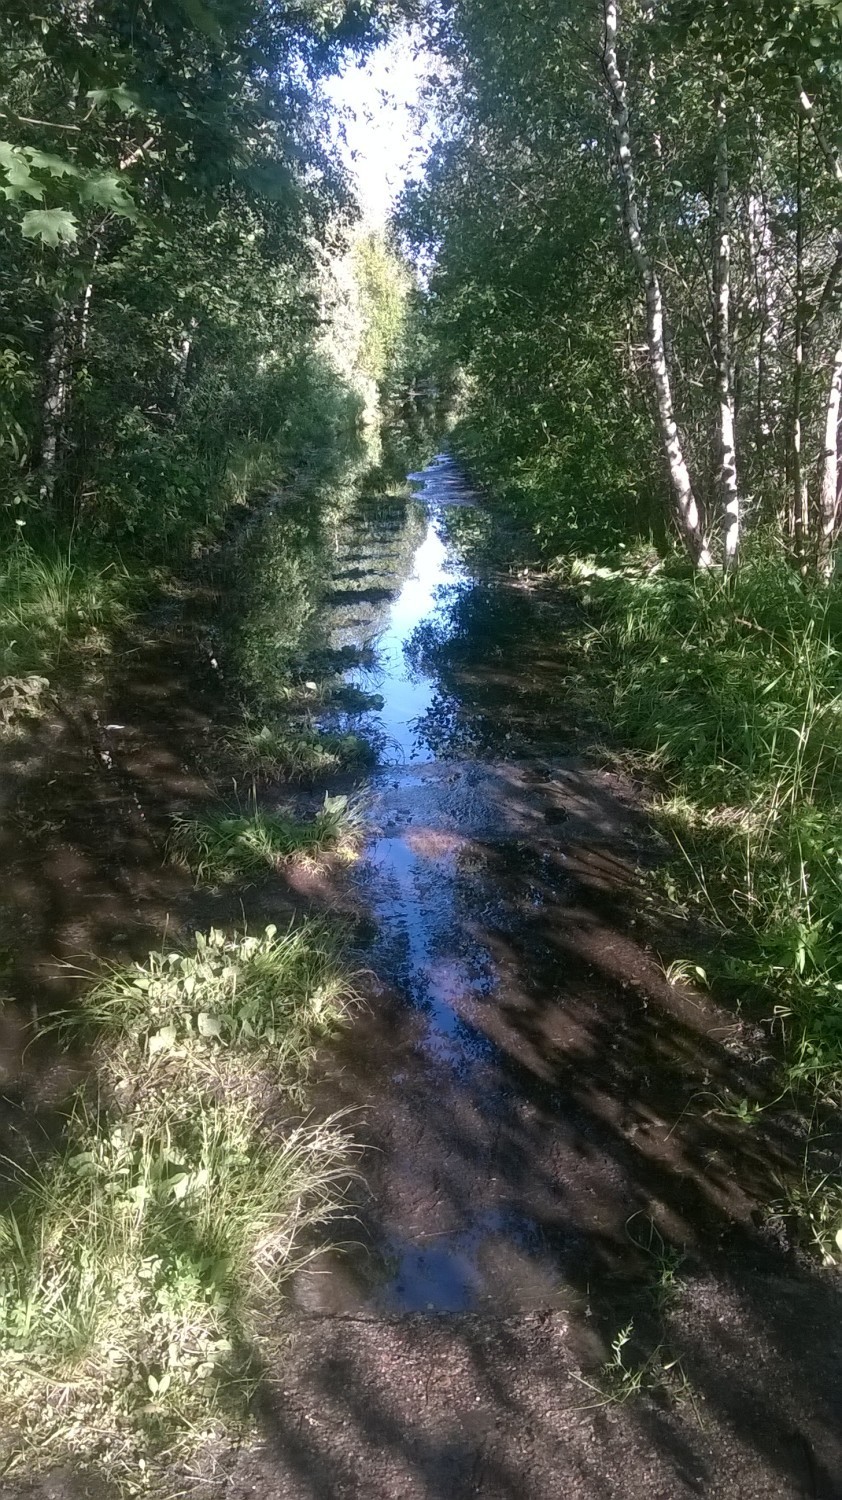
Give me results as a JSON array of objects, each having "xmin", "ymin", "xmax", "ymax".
[
  {"xmin": 0, "ymin": 0, "xmax": 431, "ymax": 692},
  {"xmin": 0, "ymin": 0, "xmax": 432, "ymax": 1487},
  {"xmin": 227, "ymin": 719, "xmax": 376, "ymax": 781},
  {"xmin": 0, "ymin": 924, "xmax": 355, "ymax": 1488},
  {"xmin": 0, "ymin": 545, "xmax": 134, "ymax": 677},
  {"xmin": 572, "ymin": 555, "xmax": 842, "ymax": 1122}
]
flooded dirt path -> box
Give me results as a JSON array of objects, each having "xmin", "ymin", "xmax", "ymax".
[
  {"xmin": 300, "ymin": 454, "xmax": 681, "ymax": 1317},
  {"xmin": 236, "ymin": 457, "xmax": 842, "ymax": 1499},
  {"xmin": 0, "ymin": 454, "xmax": 839, "ymax": 1500}
]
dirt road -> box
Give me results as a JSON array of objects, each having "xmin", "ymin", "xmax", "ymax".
[
  {"xmin": 228, "ymin": 457, "xmax": 842, "ymax": 1499},
  {"xmin": 4, "ymin": 457, "xmax": 840, "ymax": 1499}
]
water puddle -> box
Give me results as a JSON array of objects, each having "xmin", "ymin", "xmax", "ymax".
[
  {"xmin": 294, "ymin": 454, "xmax": 763, "ymax": 1319},
  {"xmin": 323, "ymin": 454, "xmax": 472, "ymax": 762}
]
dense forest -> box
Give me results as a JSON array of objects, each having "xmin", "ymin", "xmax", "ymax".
[
  {"xmin": 0, "ymin": 0, "xmax": 418, "ymax": 660},
  {"xmin": 2, "ymin": 1, "xmax": 842, "ymax": 1495},
  {"xmin": 408, "ymin": 0, "xmax": 842, "ymax": 571}
]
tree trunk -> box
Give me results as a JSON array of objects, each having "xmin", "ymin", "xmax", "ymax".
[
  {"xmin": 38, "ymin": 307, "xmax": 71, "ymax": 501},
  {"xmin": 78, "ymin": 240, "xmax": 101, "ymax": 356},
  {"xmin": 792, "ymin": 114, "xmax": 809, "ymax": 568},
  {"xmin": 818, "ymin": 335, "xmax": 842, "ymax": 576},
  {"xmin": 601, "ymin": 1, "xmax": 711, "ymax": 567},
  {"xmin": 797, "ymin": 81, "xmax": 842, "ymax": 188},
  {"xmin": 172, "ymin": 317, "xmax": 199, "ymax": 406},
  {"xmin": 714, "ymin": 97, "xmax": 739, "ymax": 570}
]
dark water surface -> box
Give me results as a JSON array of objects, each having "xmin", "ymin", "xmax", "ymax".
[{"xmin": 295, "ymin": 455, "xmax": 787, "ymax": 1319}]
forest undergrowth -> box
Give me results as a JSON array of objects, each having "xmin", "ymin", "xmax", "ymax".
[
  {"xmin": 0, "ymin": 448, "xmax": 390, "ymax": 1492},
  {"xmin": 563, "ymin": 547, "xmax": 842, "ymax": 1262}
]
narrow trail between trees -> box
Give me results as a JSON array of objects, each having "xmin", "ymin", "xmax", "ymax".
[
  {"xmin": 2, "ymin": 457, "xmax": 840, "ymax": 1500},
  {"xmin": 228, "ymin": 458, "xmax": 842, "ymax": 1500}
]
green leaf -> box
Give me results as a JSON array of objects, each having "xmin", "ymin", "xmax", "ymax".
[
  {"xmin": 177, "ymin": 0, "xmax": 222, "ymax": 37},
  {"xmin": 0, "ymin": 151, "xmax": 44, "ymax": 203},
  {"xmin": 148, "ymin": 1023, "xmax": 178, "ymax": 1055},
  {"xmin": 79, "ymin": 172, "xmax": 136, "ymax": 217},
  {"xmin": 20, "ymin": 208, "xmax": 78, "ymax": 247},
  {"xmin": 86, "ymin": 86, "xmax": 140, "ymax": 115},
  {"xmin": 23, "ymin": 148, "xmax": 81, "ymax": 180}
]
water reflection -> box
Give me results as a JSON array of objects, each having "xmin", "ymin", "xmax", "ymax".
[
  {"xmin": 322, "ymin": 455, "xmax": 470, "ymax": 762},
  {"xmin": 309, "ymin": 454, "xmax": 579, "ymax": 1314}
]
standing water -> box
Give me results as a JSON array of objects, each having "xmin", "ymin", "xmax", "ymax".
[
  {"xmin": 296, "ymin": 454, "xmax": 675, "ymax": 1316},
  {"xmin": 264, "ymin": 458, "xmax": 840, "ymax": 1500}
]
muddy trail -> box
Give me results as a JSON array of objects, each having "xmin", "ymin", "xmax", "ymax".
[{"xmin": 2, "ymin": 456, "xmax": 841, "ymax": 1499}]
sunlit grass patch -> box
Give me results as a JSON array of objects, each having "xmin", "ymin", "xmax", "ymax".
[
  {"xmin": 0, "ymin": 543, "xmax": 132, "ymax": 677},
  {"xmin": 0, "ymin": 923, "xmax": 355, "ymax": 1489},
  {"xmin": 67, "ymin": 923, "xmax": 352, "ymax": 1080},
  {"xmin": 227, "ymin": 718, "xmax": 376, "ymax": 780},
  {"xmin": 168, "ymin": 793, "xmax": 362, "ymax": 883},
  {"xmin": 576, "ymin": 557, "xmax": 842, "ymax": 1089}
]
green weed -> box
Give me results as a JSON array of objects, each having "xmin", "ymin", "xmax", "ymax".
[
  {"xmin": 771, "ymin": 1157, "xmax": 842, "ymax": 1266},
  {"xmin": 0, "ymin": 924, "xmax": 355, "ymax": 1490},
  {"xmin": 625, "ymin": 1213, "xmax": 686, "ymax": 1313},
  {"xmin": 568, "ymin": 554, "xmax": 842, "ymax": 1261},
  {"xmin": 60, "ymin": 922, "xmax": 352, "ymax": 1076},
  {"xmin": 572, "ymin": 1320, "xmax": 692, "ymax": 1411},
  {"xmin": 572, "ymin": 1221, "xmax": 693, "ymax": 1416},
  {"xmin": 168, "ymin": 793, "xmax": 362, "ymax": 883},
  {"xmin": 227, "ymin": 718, "xmax": 376, "ymax": 780},
  {"xmin": 579, "ymin": 557, "xmax": 842, "ymax": 1098},
  {"xmin": 663, "ymin": 958, "xmax": 710, "ymax": 989},
  {"xmin": 0, "ymin": 543, "xmax": 131, "ymax": 676}
]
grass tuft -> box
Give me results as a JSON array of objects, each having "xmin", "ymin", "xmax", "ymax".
[
  {"xmin": 168, "ymin": 793, "xmax": 362, "ymax": 883},
  {"xmin": 227, "ymin": 717, "xmax": 376, "ymax": 780},
  {"xmin": 0, "ymin": 923, "xmax": 355, "ymax": 1490},
  {"xmin": 0, "ymin": 543, "xmax": 131, "ymax": 677}
]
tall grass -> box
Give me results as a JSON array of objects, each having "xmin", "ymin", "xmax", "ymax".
[
  {"xmin": 579, "ymin": 555, "xmax": 842, "ymax": 1093},
  {"xmin": 0, "ymin": 542, "xmax": 130, "ymax": 677},
  {"xmin": 0, "ymin": 924, "xmax": 355, "ymax": 1489}
]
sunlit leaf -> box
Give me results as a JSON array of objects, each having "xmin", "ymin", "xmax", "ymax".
[{"xmin": 20, "ymin": 208, "xmax": 78, "ymax": 247}]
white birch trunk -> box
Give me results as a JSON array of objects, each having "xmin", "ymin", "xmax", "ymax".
[
  {"xmin": 79, "ymin": 240, "xmax": 100, "ymax": 355},
  {"xmin": 38, "ymin": 311, "xmax": 70, "ymax": 500},
  {"xmin": 819, "ymin": 335, "xmax": 842, "ymax": 575},
  {"xmin": 793, "ymin": 117, "xmax": 809, "ymax": 563},
  {"xmin": 797, "ymin": 82, "xmax": 842, "ymax": 187},
  {"xmin": 714, "ymin": 98, "xmax": 739, "ymax": 569},
  {"xmin": 602, "ymin": 1, "xmax": 711, "ymax": 567},
  {"xmin": 172, "ymin": 317, "xmax": 198, "ymax": 401}
]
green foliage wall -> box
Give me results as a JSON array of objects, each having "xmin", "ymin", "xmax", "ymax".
[
  {"xmin": 403, "ymin": 0, "xmax": 842, "ymax": 567},
  {"xmin": 0, "ymin": 0, "xmax": 400, "ymax": 561}
]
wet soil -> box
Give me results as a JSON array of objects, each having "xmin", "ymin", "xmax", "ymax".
[
  {"xmin": 3, "ymin": 456, "xmax": 841, "ymax": 1499},
  {"xmin": 242, "ymin": 457, "xmax": 842, "ymax": 1498}
]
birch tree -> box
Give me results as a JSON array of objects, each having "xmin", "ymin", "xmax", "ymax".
[
  {"xmin": 818, "ymin": 335, "xmax": 842, "ymax": 573},
  {"xmin": 713, "ymin": 95, "xmax": 739, "ymax": 568},
  {"xmin": 601, "ymin": 0, "xmax": 711, "ymax": 567},
  {"xmin": 405, "ymin": 0, "xmax": 842, "ymax": 572}
]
